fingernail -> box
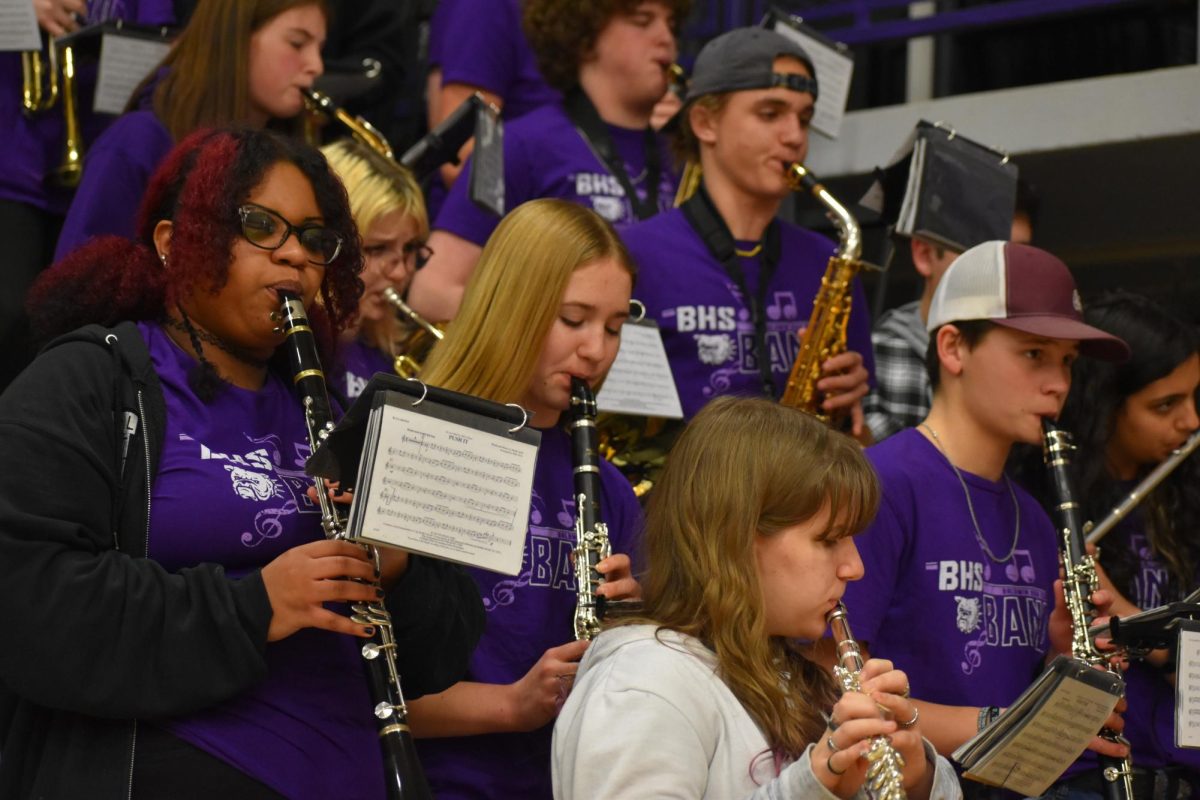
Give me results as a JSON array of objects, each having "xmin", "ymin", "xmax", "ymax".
[
  {"xmin": 363, "ymin": 626, "xmax": 375, "ymax": 637},
  {"xmin": 333, "ymin": 488, "xmax": 344, "ymax": 497},
  {"xmin": 375, "ymin": 588, "xmax": 385, "ymax": 598}
]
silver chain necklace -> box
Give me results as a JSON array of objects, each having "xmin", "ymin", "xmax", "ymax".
[{"xmin": 920, "ymin": 423, "xmax": 1022, "ymax": 564}]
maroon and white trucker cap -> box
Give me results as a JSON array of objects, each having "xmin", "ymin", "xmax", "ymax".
[{"xmin": 926, "ymin": 241, "xmax": 1130, "ymax": 362}]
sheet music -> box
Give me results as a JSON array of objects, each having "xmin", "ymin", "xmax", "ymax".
[
  {"xmin": 0, "ymin": 0, "xmax": 41, "ymax": 51},
  {"xmin": 1175, "ymin": 623, "xmax": 1200, "ymax": 748},
  {"xmin": 767, "ymin": 16, "xmax": 854, "ymax": 139},
  {"xmin": 595, "ymin": 320, "xmax": 683, "ymax": 419},
  {"xmin": 93, "ymin": 32, "xmax": 168, "ymax": 113},
  {"xmin": 962, "ymin": 672, "xmax": 1120, "ymax": 796},
  {"xmin": 351, "ymin": 402, "xmax": 536, "ymax": 575}
]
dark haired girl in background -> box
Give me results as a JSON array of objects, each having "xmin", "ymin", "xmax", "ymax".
[{"xmin": 1019, "ymin": 291, "xmax": 1200, "ymax": 799}]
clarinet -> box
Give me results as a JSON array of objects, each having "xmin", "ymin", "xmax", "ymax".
[
  {"xmin": 568, "ymin": 377, "xmax": 612, "ymax": 641},
  {"xmin": 275, "ymin": 291, "xmax": 433, "ymax": 800},
  {"xmin": 826, "ymin": 603, "xmax": 907, "ymax": 800},
  {"xmin": 1042, "ymin": 419, "xmax": 1134, "ymax": 800}
]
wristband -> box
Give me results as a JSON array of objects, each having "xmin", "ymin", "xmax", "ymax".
[{"xmin": 977, "ymin": 705, "xmax": 1000, "ymax": 732}]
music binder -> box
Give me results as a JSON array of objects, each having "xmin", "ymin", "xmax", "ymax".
[
  {"xmin": 952, "ymin": 655, "xmax": 1124, "ymax": 797},
  {"xmin": 400, "ymin": 93, "xmax": 504, "ymax": 216},
  {"xmin": 307, "ymin": 374, "xmax": 540, "ymax": 575},
  {"xmin": 861, "ymin": 119, "xmax": 1018, "ymax": 254}
]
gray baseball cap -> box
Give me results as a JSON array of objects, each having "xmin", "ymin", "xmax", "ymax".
[{"xmin": 685, "ymin": 27, "xmax": 818, "ymax": 103}]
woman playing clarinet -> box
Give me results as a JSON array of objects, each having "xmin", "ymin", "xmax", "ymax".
[{"xmin": 0, "ymin": 126, "xmax": 483, "ymax": 800}]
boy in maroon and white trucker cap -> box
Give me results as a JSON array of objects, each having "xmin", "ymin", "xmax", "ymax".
[{"xmin": 836, "ymin": 239, "xmax": 1132, "ymax": 767}]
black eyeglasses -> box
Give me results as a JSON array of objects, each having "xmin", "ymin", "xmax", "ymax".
[
  {"xmin": 237, "ymin": 204, "xmax": 344, "ymax": 265},
  {"xmin": 402, "ymin": 240, "xmax": 434, "ymax": 270}
]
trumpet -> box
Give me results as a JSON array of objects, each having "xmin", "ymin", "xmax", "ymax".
[
  {"xmin": 779, "ymin": 163, "xmax": 864, "ymax": 418},
  {"xmin": 56, "ymin": 43, "xmax": 83, "ymax": 187},
  {"xmin": 21, "ymin": 39, "xmax": 84, "ymax": 187},
  {"xmin": 383, "ymin": 287, "xmax": 444, "ymax": 379},
  {"xmin": 21, "ymin": 46, "xmax": 59, "ymax": 113},
  {"xmin": 827, "ymin": 603, "xmax": 907, "ymax": 800},
  {"xmin": 303, "ymin": 87, "xmax": 394, "ymax": 160}
]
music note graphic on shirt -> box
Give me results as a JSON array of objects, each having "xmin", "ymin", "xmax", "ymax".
[
  {"xmin": 765, "ymin": 291, "xmax": 798, "ymax": 321},
  {"xmin": 1004, "ymin": 549, "xmax": 1036, "ymax": 584},
  {"xmin": 556, "ymin": 498, "xmax": 575, "ymax": 529}
]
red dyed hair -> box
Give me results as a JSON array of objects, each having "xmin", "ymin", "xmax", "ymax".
[{"xmin": 29, "ymin": 127, "xmax": 364, "ymax": 366}]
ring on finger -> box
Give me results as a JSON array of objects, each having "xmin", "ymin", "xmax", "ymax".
[
  {"xmin": 827, "ymin": 751, "xmax": 846, "ymax": 776},
  {"xmin": 899, "ymin": 706, "xmax": 920, "ymax": 730},
  {"xmin": 826, "ymin": 734, "xmax": 839, "ymax": 753}
]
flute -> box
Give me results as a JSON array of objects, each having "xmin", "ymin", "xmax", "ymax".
[
  {"xmin": 826, "ymin": 603, "xmax": 907, "ymax": 800},
  {"xmin": 1086, "ymin": 428, "xmax": 1200, "ymax": 545}
]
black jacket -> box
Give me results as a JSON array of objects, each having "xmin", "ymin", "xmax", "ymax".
[{"xmin": 0, "ymin": 323, "xmax": 484, "ymax": 798}]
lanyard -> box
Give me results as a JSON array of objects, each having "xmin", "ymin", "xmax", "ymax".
[
  {"xmin": 681, "ymin": 184, "xmax": 781, "ymax": 397},
  {"xmin": 564, "ymin": 89, "xmax": 661, "ymax": 221}
]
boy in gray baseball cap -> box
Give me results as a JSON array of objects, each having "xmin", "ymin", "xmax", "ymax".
[{"xmin": 619, "ymin": 26, "xmax": 876, "ymax": 436}]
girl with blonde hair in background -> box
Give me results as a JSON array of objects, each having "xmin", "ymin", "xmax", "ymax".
[{"xmin": 321, "ymin": 138, "xmax": 432, "ymax": 399}]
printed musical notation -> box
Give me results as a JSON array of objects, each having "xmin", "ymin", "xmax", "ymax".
[
  {"xmin": 352, "ymin": 404, "xmax": 537, "ymax": 575},
  {"xmin": 0, "ymin": 0, "xmax": 40, "ymax": 52},
  {"xmin": 1175, "ymin": 625, "xmax": 1200, "ymax": 748},
  {"xmin": 595, "ymin": 320, "xmax": 684, "ymax": 419},
  {"xmin": 94, "ymin": 33, "xmax": 171, "ymax": 114}
]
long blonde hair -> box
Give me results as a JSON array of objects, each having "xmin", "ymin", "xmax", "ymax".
[
  {"xmin": 421, "ymin": 199, "xmax": 635, "ymax": 403},
  {"xmin": 322, "ymin": 139, "xmax": 428, "ymax": 353},
  {"xmin": 638, "ymin": 397, "xmax": 880, "ymax": 758}
]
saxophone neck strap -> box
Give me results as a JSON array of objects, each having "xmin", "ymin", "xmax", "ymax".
[
  {"xmin": 564, "ymin": 88, "xmax": 661, "ymax": 221},
  {"xmin": 681, "ymin": 184, "xmax": 781, "ymax": 397}
]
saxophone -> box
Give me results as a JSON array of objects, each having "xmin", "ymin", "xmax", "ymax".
[
  {"xmin": 275, "ymin": 291, "xmax": 433, "ymax": 800},
  {"xmin": 569, "ymin": 377, "xmax": 612, "ymax": 641},
  {"xmin": 827, "ymin": 603, "xmax": 908, "ymax": 800},
  {"xmin": 779, "ymin": 164, "xmax": 865, "ymax": 419},
  {"xmin": 1042, "ymin": 420, "xmax": 1134, "ymax": 800}
]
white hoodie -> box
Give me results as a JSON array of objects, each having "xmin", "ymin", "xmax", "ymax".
[{"xmin": 552, "ymin": 624, "xmax": 962, "ymax": 800}]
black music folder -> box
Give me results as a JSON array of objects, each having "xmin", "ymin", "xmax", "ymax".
[{"xmin": 861, "ymin": 119, "xmax": 1018, "ymax": 253}]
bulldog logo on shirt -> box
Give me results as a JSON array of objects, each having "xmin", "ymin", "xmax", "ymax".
[
  {"xmin": 954, "ymin": 595, "xmax": 981, "ymax": 634},
  {"xmin": 590, "ymin": 195, "xmax": 625, "ymax": 222},
  {"xmin": 225, "ymin": 464, "xmax": 284, "ymax": 502},
  {"xmin": 695, "ymin": 333, "xmax": 734, "ymax": 365}
]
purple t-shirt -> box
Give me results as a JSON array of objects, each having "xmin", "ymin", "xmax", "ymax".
[
  {"xmin": 0, "ymin": 0, "xmax": 174, "ymax": 213},
  {"xmin": 139, "ymin": 322, "xmax": 384, "ymax": 799},
  {"xmin": 842, "ymin": 429, "xmax": 1057, "ymax": 708},
  {"xmin": 416, "ymin": 425, "xmax": 643, "ymax": 799},
  {"xmin": 336, "ymin": 337, "xmax": 392, "ymax": 401},
  {"xmin": 434, "ymin": 102, "xmax": 677, "ymax": 247},
  {"xmin": 53, "ymin": 109, "xmax": 171, "ymax": 259},
  {"xmin": 429, "ymin": 0, "xmax": 559, "ymax": 122},
  {"xmin": 620, "ymin": 208, "xmax": 876, "ymax": 420}
]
